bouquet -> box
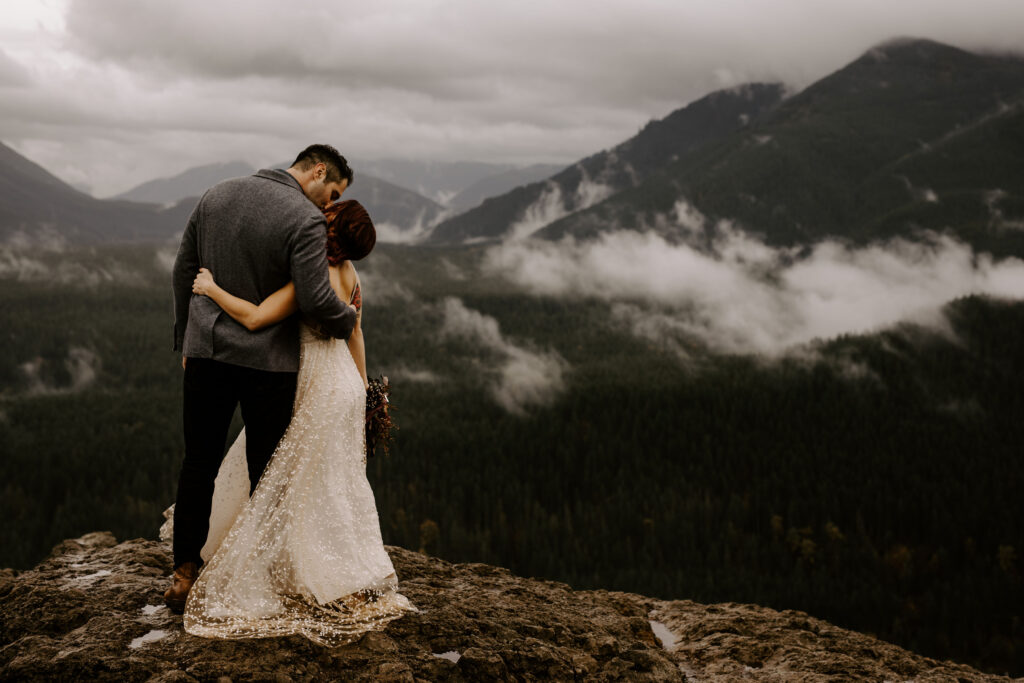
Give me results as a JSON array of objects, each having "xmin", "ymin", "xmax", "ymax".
[{"xmin": 365, "ymin": 375, "xmax": 395, "ymax": 457}]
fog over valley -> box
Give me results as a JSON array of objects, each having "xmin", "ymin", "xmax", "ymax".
[{"xmin": 483, "ymin": 205, "xmax": 1024, "ymax": 355}]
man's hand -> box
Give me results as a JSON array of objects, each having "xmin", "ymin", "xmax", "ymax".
[{"xmin": 182, "ymin": 357, "xmax": 187, "ymax": 370}]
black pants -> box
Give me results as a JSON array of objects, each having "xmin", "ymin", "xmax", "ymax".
[{"xmin": 172, "ymin": 358, "xmax": 297, "ymax": 569}]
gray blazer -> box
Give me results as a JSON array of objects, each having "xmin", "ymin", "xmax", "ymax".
[{"xmin": 172, "ymin": 169, "xmax": 356, "ymax": 373}]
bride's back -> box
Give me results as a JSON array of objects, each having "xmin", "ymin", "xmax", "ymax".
[{"xmin": 328, "ymin": 261, "xmax": 358, "ymax": 306}]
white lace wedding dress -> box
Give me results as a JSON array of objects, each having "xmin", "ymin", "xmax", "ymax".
[{"xmin": 160, "ymin": 322, "xmax": 414, "ymax": 646}]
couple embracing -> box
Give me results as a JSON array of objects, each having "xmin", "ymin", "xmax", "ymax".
[{"xmin": 165, "ymin": 144, "xmax": 413, "ymax": 646}]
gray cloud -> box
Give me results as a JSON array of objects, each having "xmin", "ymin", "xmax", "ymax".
[
  {"xmin": 0, "ymin": 237, "xmax": 148, "ymax": 287},
  {"xmin": 482, "ymin": 201, "xmax": 1024, "ymax": 356},
  {"xmin": 0, "ymin": 49, "xmax": 30, "ymax": 86},
  {"xmin": 439, "ymin": 297, "xmax": 567, "ymax": 414},
  {"xmin": 20, "ymin": 347, "xmax": 101, "ymax": 395},
  {"xmin": 386, "ymin": 364, "xmax": 442, "ymax": 385},
  {"xmin": 357, "ymin": 268, "xmax": 415, "ymax": 304},
  {"xmin": 375, "ymin": 206, "xmax": 454, "ymax": 244},
  {"xmin": 507, "ymin": 170, "xmax": 616, "ymax": 240},
  {"xmin": 2, "ymin": 1, "xmax": 1024, "ymax": 195},
  {"xmin": 154, "ymin": 245, "xmax": 177, "ymax": 273}
]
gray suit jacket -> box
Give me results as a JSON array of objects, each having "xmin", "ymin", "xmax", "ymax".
[{"xmin": 172, "ymin": 169, "xmax": 356, "ymax": 372}]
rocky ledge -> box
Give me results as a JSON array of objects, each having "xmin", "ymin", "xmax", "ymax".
[{"xmin": 0, "ymin": 532, "xmax": 1015, "ymax": 682}]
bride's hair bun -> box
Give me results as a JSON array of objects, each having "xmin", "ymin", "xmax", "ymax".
[{"xmin": 323, "ymin": 200, "xmax": 376, "ymax": 264}]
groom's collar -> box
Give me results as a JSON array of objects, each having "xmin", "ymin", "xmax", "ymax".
[{"xmin": 254, "ymin": 168, "xmax": 303, "ymax": 193}]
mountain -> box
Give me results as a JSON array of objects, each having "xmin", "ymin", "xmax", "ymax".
[
  {"xmin": 426, "ymin": 83, "xmax": 787, "ymax": 244},
  {"xmin": 341, "ymin": 173, "xmax": 446, "ymax": 241},
  {"xmin": 356, "ymin": 159, "xmax": 522, "ymax": 205},
  {"xmin": 112, "ymin": 161, "xmax": 255, "ymax": 205},
  {"xmin": 0, "ymin": 149, "xmax": 448, "ymax": 244},
  {"xmin": 0, "ymin": 142, "xmax": 187, "ymax": 244},
  {"xmin": 118, "ymin": 160, "xmax": 447, "ymax": 240},
  {"xmin": 541, "ymin": 39, "xmax": 1024, "ymax": 256},
  {"xmin": 448, "ymin": 162, "xmax": 566, "ymax": 212},
  {"xmin": 1, "ymin": 531, "xmax": 1008, "ymax": 682},
  {"xmin": 3, "ymin": 237, "xmax": 1022, "ymax": 673},
  {"xmin": 357, "ymin": 159, "xmax": 571, "ymax": 215}
]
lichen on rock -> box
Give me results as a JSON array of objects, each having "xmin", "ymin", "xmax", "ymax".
[{"xmin": 0, "ymin": 533, "xmax": 1012, "ymax": 681}]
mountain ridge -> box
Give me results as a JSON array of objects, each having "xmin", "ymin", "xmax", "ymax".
[
  {"xmin": 427, "ymin": 82, "xmax": 787, "ymax": 244},
  {"xmin": 0, "ymin": 141, "xmax": 187, "ymax": 245},
  {"xmin": 448, "ymin": 163, "xmax": 566, "ymax": 212},
  {"xmin": 112, "ymin": 161, "xmax": 255, "ymax": 205},
  {"xmin": 0, "ymin": 147, "xmax": 450, "ymax": 244},
  {"xmin": 538, "ymin": 38, "xmax": 1024, "ymax": 255}
]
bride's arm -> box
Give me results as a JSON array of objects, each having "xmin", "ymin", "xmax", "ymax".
[
  {"xmin": 192, "ymin": 268, "xmax": 298, "ymax": 331},
  {"xmin": 346, "ymin": 281, "xmax": 368, "ymax": 389}
]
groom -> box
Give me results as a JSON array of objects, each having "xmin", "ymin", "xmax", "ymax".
[{"xmin": 165, "ymin": 144, "xmax": 358, "ymax": 612}]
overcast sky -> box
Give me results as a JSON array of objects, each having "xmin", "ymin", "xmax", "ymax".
[{"xmin": 2, "ymin": 0, "xmax": 1023, "ymax": 197}]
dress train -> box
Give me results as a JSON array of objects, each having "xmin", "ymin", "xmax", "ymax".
[{"xmin": 161, "ymin": 325, "xmax": 413, "ymax": 645}]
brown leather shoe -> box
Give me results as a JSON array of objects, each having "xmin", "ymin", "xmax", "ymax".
[{"xmin": 163, "ymin": 562, "xmax": 199, "ymax": 614}]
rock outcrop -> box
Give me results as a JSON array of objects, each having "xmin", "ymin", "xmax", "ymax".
[{"xmin": 0, "ymin": 532, "xmax": 1015, "ymax": 681}]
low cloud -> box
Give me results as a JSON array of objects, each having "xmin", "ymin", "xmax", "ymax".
[
  {"xmin": 375, "ymin": 222, "xmax": 421, "ymax": 244},
  {"xmin": 154, "ymin": 245, "xmax": 177, "ymax": 272},
  {"xmin": 439, "ymin": 257, "xmax": 467, "ymax": 281},
  {"xmin": 508, "ymin": 168, "xmax": 616, "ymax": 240},
  {"xmin": 5, "ymin": 228, "xmax": 68, "ymax": 252},
  {"xmin": 0, "ymin": 249, "xmax": 49, "ymax": 281},
  {"xmin": 358, "ymin": 268, "xmax": 415, "ymax": 304},
  {"xmin": 985, "ymin": 189, "xmax": 1024, "ymax": 232},
  {"xmin": 386, "ymin": 364, "xmax": 442, "ymax": 385},
  {"xmin": 375, "ymin": 207, "xmax": 454, "ymax": 244},
  {"xmin": 483, "ymin": 200, "xmax": 1024, "ymax": 356},
  {"xmin": 439, "ymin": 297, "xmax": 567, "ymax": 414},
  {"xmin": 0, "ymin": 246, "xmax": 147, "ymax": 287},
  {"xmin": 20, "ymin": 347, "xmax": 101, "ymax": 395}
]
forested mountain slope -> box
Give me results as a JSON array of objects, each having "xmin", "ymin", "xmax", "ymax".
[
  {"xmin": 448, "ymin": 163, "xmax": 566, "ymax": 212},
  {"xmin": 427, "ymin": 83, "xmax": 786, "ymax": 244},
  {"xmin": 113, "ymin": 161, "xmax": 254, "ymax": 205},
  {"xmin": 543, "ymin": 39, "xmax": 1024, "ymax": 257},
  {"xmin": 0, "ymin": 243, "xmax": 1021, "ymax": 674},
  {"xmin": 0, "ymin": 142, "xmax": 186, "ymax": 244}
]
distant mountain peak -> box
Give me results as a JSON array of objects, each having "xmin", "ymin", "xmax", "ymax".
[
  {"xmin": 428, "ymin": 81, "xmax": 786, "ymax": 244},
  {"xmin": 113, "ymin": 161, "xmax": 255, "ymax": 204},
  {"xmin": 537, "ymin": 38, "xmax": 1024, "ymax": 257},
  {"xmin": 858, "ymin": 37, "xmax": 978, "ymax": 67},
  {"xmin": 714, "ymin": 81, "xmax": 788, "ymax": 101},
  {"xmin": 0, "ymin": 142, "xmax": 191, "ymax": 243}
]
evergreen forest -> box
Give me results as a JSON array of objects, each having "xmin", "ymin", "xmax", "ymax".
[{"xmin": 0, "ymin": 243, "xmax": 1021, "ymax": 676}]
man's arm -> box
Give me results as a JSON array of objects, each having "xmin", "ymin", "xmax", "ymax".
[
  {"xmin": 172, "ymin": 201, "xmax": 202, "ymax": 352},
  {"xmin": 290, "ymin": 216, "xmax": 356, "ymax": 340}
]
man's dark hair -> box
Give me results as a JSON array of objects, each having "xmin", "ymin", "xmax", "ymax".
[{"xmin": 290, "ymin": 144, "xmax": 354, "ymax": 187}]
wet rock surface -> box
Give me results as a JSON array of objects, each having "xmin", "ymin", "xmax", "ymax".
[{"xmin": 0, "ymin": 532, "xmax": 1015, "ymax": 681}]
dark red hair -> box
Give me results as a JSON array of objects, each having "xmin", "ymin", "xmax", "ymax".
[{"xmin": 322, "ymin": 200, "xmax": 375, "ymax": 264}]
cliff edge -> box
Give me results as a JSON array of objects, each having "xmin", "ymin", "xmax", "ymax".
[{"xmin": 0, "ymin": 532, "xmax": 1014, "ymax": 681}]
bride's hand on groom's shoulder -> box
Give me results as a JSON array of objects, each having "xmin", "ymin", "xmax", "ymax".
[{"xmin": 192, "ymin": 268, "xmax": 216, "ymax": 296}]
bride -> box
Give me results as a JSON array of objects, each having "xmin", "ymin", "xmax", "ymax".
[{"xmin": 162, "ymin": 199, "xmax": 413, "ymax": 646}]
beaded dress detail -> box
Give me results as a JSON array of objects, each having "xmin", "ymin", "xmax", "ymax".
[{"xmin": 171, "ymin": 282, "xmax": 413, "ymax": 646}]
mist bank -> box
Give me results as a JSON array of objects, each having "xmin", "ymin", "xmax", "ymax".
[{"xmin": 483, "ymin": 201, "xmax": 1024, "ymax": 357}]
